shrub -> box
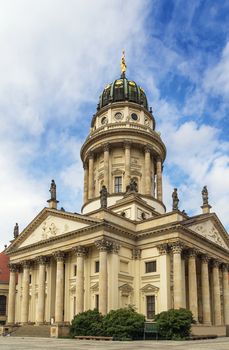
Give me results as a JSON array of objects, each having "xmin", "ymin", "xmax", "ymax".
[
  {"xmin": 155, "ymin": 308, "xmax": 194, "ymax": 340},
  {"xmin": 70, "ymin": 309, "xmax": 104, "ymax": 337},
  {"xmin": 103, "ymin": 306, "xmax": 145, "ymax": 340}
]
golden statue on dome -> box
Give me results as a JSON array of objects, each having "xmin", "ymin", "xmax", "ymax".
[{"xmin": 121, "ymin": 50, "xmax": 127, "ymax": 75}]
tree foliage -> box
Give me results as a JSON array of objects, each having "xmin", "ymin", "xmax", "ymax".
[
  {"xmin": 70, "ymin": 309, "xmax": 104, "ymax": 337},
  {"xmin": 103, "ymin": 306, "xmax": 145, "ymax": 340},
  {"xmin": 70, "ymin": 306, "xmax": 145, "ymax": 340},
  {"xmin": 155, "ymin": 308, "xmax": 194, "ymax": 340}
]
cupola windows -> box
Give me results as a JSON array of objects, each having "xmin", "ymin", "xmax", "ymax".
[{"xmin": 114, "ymin": 176, "xmax": 122, "ymax": 193}]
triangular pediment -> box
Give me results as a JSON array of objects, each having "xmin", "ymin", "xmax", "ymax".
[
  {"xmin": 141, "ymin": 284, "xmax": 159, "ymax": 293},
  {"xmin": 7, "ymin": 208, "xmax": 101, "ymax": 251},
  {"xmin": 187, "ymin": 216, "xmax": 229, "ymax": 251}
]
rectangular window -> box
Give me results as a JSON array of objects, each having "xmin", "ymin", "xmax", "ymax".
[
  {"xmin": 45, "ymin": 271, "xmax": 47, "ymax": 282},
  {"xmin": 145, "ymin": 261, "xmax": 156, "ymax": 273},
  {"xmin": 95, "ymin": 294, "xmax": 99, "ymax": 310},
  {"xmin": 114, "ymin": 176, "xmax": 122, "ymax": 193},
  {"xmin": 95, "ymin": 261, "xmax": 100, "ymax": 273},
  {"xmin": 29, "ymin": 274, "xmax": 32, "ymax": 284},
  {"xmin": 73, "ymin": 265, "xmax": 77, "ymax": 276},
  {"xmin": 146, "ymin": 295, "xmax": 155, "ymax": 319}
]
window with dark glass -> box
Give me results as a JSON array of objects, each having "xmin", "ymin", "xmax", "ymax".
[
  {"xmin": 73, "ymin": 265, "xmax": 77, "ymax": 276},
  {"xmin": 146, "ymin": 295, "xmax": 155, "ymax": 319},
  {"xmin": 29, "ymin": 274, "xmax": 32, "ymax": 284},
  {"xmin": 114, "ymin": 176, "xmax": 122, "ymax": 193},
  {"xmin": 95, "ymin": 294, "xmax": 99, "ymax": 310},
  {"xmin": 0, "ymin": 295, "xmax": 6, "ymax": 316},
  {"xmin": 95, "ymin": 261, "xmax": 100, "ymax": 273},
  {"xmin": 45, "ymin": 271, "xmax": 47, "ymax": 282},
  {"xmin": 145, "ymin": 261, "xmax": 156, "ymax": 273},
  {"xmin": 131, "ymin": 113, "xmax": 138, "ymax": 121}
]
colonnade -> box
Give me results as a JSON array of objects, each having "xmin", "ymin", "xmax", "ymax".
[
  {"xmin": 158, "ymin": 241, "xmax": 229, "ymax": 325},
  {"xmin": 83, "ymin": 142, "xmax": 163, "ymax": 202},
  {"xmin": 7, "ymin": 240, "xmax": 120, "ymax": 325}
]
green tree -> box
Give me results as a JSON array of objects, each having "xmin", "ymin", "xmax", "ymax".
[
  {"xmin": 155, "ymin": 308, "xmax": 194, "ymax": 340},
  {"xmin": 103, "ymin": 306, "xmax": 145, "ymax": 340},
  {"xmin": 70, "ymin": 309, "xmax": 104, "ymax": 337}
]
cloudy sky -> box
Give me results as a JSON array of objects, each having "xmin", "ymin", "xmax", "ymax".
[{"xmin": 0, "ymin": 0, "xmax": 229, "ymax": 251}]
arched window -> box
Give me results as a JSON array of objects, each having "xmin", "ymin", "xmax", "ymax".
[{"xmin": 0, "ymin": 295, "xmax": 6, "ymax": 315}]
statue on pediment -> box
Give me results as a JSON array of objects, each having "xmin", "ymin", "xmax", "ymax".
[
  {"xmin": 49, "ymin": 179, "xmax": 56, "ymax": 200},
  {"xmin": 202, "ymin": 185, "xmax": 208, "ymax": 205},
  {"xmin": 100, "ymin": 185, "xmax": 108, "ymax": 208},
  {"xmin": 172, "ymin": 188, "xmax": 179, "ymax": 211},
  {"xmin": 13, "ymin": 223, "xmax": 19, "ymax": 238},
  {"xmin": 126, "ymin": 178, "xmax": 138, "ymax": 193}
]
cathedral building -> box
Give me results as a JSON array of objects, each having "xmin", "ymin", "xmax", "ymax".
[{"xmin": 4, "ymin": 58, "xmax": 229, "ymax": 336}]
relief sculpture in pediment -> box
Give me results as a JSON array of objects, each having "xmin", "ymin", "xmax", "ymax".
[
  {"xmin": 190, "ymin": 222, "xmax": 227, "ymax": 249},
  {"xmin": 42, "ymin": 221, "xmax": 58, "ymax": 240}
]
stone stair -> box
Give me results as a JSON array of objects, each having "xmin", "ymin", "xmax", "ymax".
[{"xmin": 11, "ymin": 325, "xmax": 50, "ymax": 338}]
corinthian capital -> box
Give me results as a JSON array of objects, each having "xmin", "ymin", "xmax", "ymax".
[
  {"xmin": 95, "ymin": 239, "xmax": 113, "ymax": 252},
  {"xmin": 73, "ymin": 246, "xmax": 88, "ymax": 257},
  {"xmin": 103, "ymin": 143, "xmax": 110, "ymax": 152},
  {"xmin": 8, "ymin": 263, "xmax": 18, "ymax": 272},
  {"xmin": 170, "ymin": 241, "xmax": 184, "ymax": 254},
  {"xmin": 53, "ymin": 251, "xmax": 65, "ymax": 262},
  {"xmin": 157, "ymin": 243, "xmax": 169, "ymax": 255}
]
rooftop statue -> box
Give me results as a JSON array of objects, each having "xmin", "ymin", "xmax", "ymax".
[
  {"xmin": 121, "ymin": 50, "xmax": 127, "ymax": 75},
  {"xmin": 50, "ymin": 179, "xmax": 56, "ymax": 200},
  {"xmin": 202, "ymin": 185, "xmax": 208, "ymax": 205},
  {"xmin": 100, "ymin": 185, "xmax": 108, "ymax": 208},
  {"xmin": 13, "ymin": 223, "xmax": 19, "ymax": 238},
  {"xmin": 172, "ymin": 188, "xmax": 179, "ymax": 211},
  {"xmin": 126, "ymin": 178, "xmax": 138, "ymax": 194}
]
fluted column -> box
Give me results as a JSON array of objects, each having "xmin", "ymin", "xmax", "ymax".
[
  {"xmin": 222, "ymin": 264, "xmax": 229, "ymax": 324},
  {"xmin": 7, "ymin": 264, "xmax": 17, "ymax": 325},
  {"xmin": 144, "ymin": 146, "xmax": 151, "ymax": 195},
  {"xmin": 151, "ymin": 158, "xmax": 155, "ymax": 197},
  {"xmin": 83, "ymin": 162, "xmax": 88, "ymax": 203},
  {"xmin": 21, "ymin": 261, "xmax": 31, "ymax": 324},
  {"xmin": 54, "ymin": 251, "xmax": 65, "ymax": 323},
  {"xmin": 103, "ymin": 144, "xmax": 109, "ymax": 189},
  {"xmin": 171, "ymin": 242, "xmax": 184, "ymax": 309},
  {"xmin": 157, "ymin": 244, "xmax": 171, "ymax": 311},
  {"xmin": 188, "ymin": 249, "xmax": 198, "ymax": 321},
  {"xmin": 95, "ymin": 239, "xmax": 112, "ymax": 315},
  {"xmin": 88, "ymin": 152, "xmax": 94, "ymax": 199},
  {"xmin": 74, "ymin": 246, "xmax": 88, "ymax": 314},
  {"xmin": 36, "ymin": 256, "xmax": 48, "ymax": 324},
  {"xmin": 124, "ymin": 142, "xmax": 131, "ymax": 189},
  {"xmin": 109, "ymin": 243, "xmax": 120, "ymax": 311},
  {"xmin": 201, "ymin": 255, "xmax": 211, "ymax": 324},
  {"xmin": 212, "ymin": 260, "xmax": 222, "ymax": 325},
  {"xmin": 156, "ymin": 157, "xmax": 163, "ymax": 201}
]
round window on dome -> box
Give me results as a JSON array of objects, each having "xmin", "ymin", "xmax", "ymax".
[
  {"xmin": 114, "ymin": 112, "xmax": 123, "ymax": 121},
  {"xmin": 131, "ymin": 113, "xmax": 138, "ymax": 121},
  {"xmin": 101, "ymin": 116, "xmax": 108, "ymax": 125}
]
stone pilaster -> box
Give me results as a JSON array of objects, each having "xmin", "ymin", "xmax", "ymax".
[
  {"xmin": 7, "ymin": 264, "xmax": 17, "ymax": 325},
  {"xmin": 88, "ymin": 152, "xmax": 94, "ymax": 199},
  {"xmin": 156, "ymin": 157, "xmax": 163, "ymax": 201},
  {"xmin": 201, "ymin": 255, "xmax": 211, "ymax": 324},
  {"xmin": 95, "ymin": 239, "xmax": 113, "ymax": 314},
  {"xmin": 188, "ymin": 249, "xmax": 198, "ymax": 321},
  {"xmin": 124, "ymin": 141, "xmax": 131, "ymax": 189},
  {"xmin": 157, "ymin": 244, "xmax": 171, "ymax": 311},
  {"xmin": 212, "ymin": 260, "xmax": 222, "ymax": 325},
  {"xmin": 21, "ymin": 261, "xmax": 31, "ymax": 324},
  {"xmin": 73, "ymin": 246, "xmax": 88, "ymax": 314},
  {"xmin": 83, "ymin": 162, "xmax": 88, "ymax": 204},
  {"xmin": 103, "ymin": 144, "xmax": 109, "ymax": 189},
  {"xmin": 109, "ymin": 242, "xmax": 120, "ymax": 311},
  {"xmin": 171, "ymin": 242, "xmax": 184, "ymax": 309},
  {"xmin": 144, "ymin": 146, "xmax": 152, "ymax": 195},
  {"xmin": 53, "ymin": 251, "xmax": 65, "ymax": 323},
  {"xmin": 36, "ymin": 256, "xmax": 48, "ymax": 324},
  {"xmin": 222, "ymin": 264, "xmax": 229, "ymax": 324}
]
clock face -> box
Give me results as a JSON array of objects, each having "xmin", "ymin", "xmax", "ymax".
[
  {"xmin": 131, "ymin": 113, "xmax": 138, "ymax": 121},
  {"xmin": 114, "ymin": 112, "xmax": 123, "ymax": 121},
  {"xmin": 101, "ymin": 116, "xmax": 108, "ymax": 125}
]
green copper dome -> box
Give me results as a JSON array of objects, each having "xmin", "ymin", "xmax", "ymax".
[{"xmin": 98, "ymin": 74, "xmax": 149, "ymax": 111}]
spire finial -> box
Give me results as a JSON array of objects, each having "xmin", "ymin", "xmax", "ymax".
[{"xmin": 121, "ymin": 50, "xmax": 127, "ymax": 77}]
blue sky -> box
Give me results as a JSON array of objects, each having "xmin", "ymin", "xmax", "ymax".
[{"xmin": 0, "ymin": 0, "xmax": 229, "ymax": 250}]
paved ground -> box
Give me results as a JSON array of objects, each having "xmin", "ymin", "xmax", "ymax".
[{"xmin": 0, "ymin": 337, "xmax": 229, "ymax": 350}]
